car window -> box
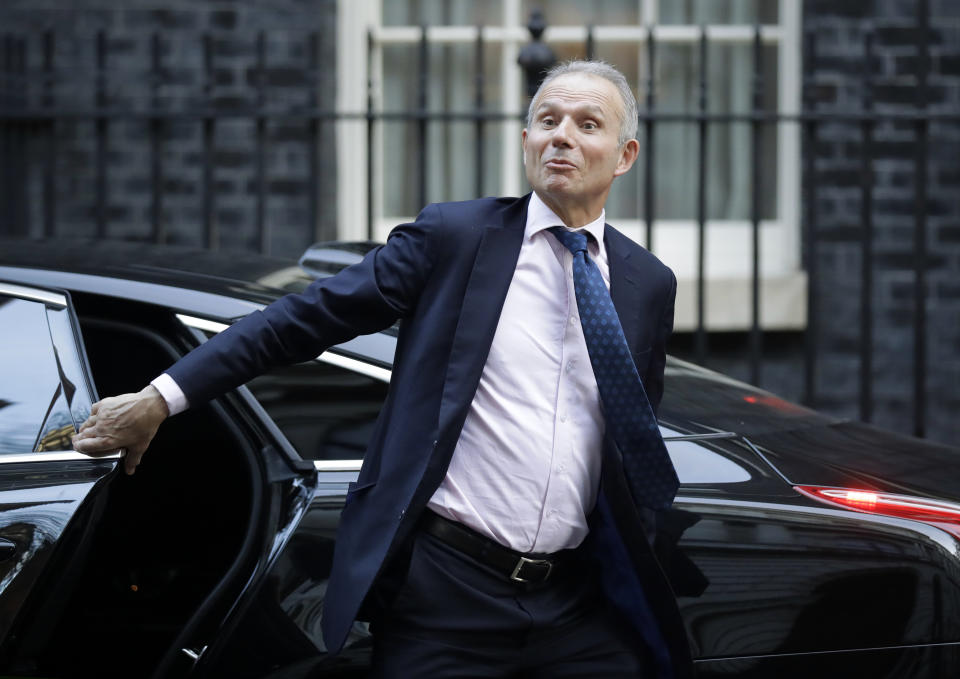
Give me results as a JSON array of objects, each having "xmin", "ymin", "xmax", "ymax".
[
  {"xmin": 665, "ymin": 438, "xmax": 752, "ymax": 484},
  {"xmin": 45, "ymin": 305, "xmax": 94, "ymax": 429},
  {"xmin": 246, "ymin": 359, "xmax": 388, "ymax": 461},
  {"xmin": 0, "ymin": 295, "xmax": 79, "ymax": 453}
]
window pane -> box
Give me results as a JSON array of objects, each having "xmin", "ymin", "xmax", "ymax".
[
  {"xmin": 519, "ymin": 0, "xmax": 639, "ymax": 25},
  {"xmin": 658, "ymin": 0, "xmax": 778, "ymax": 24},
  {"xmin": 704, "ymin": 42, "xmax": 779, "ymax": 220},
  {"xmin": 382, "ymin": 42, "xmax": 502, "ymax": 214},
  {"xmin": 247, "ymin": 360, "xmax": 388, "ymax": 460},
  {"xmin": 384, "ymin": 0, "xmax": 503, "ymax": 26},
  {"xmin": 645, "ymin": 42, "xmax": 778, "ymax": 220},
  {"xmin": 0, "ymin": 296, "xmax": 75, "ymax": 454}
]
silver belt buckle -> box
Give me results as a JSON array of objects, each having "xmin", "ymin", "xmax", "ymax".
[{"xmin": 510, "ymin": 556, "xmax": 553, "ymax": 583}]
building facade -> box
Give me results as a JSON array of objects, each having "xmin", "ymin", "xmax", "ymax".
[{"xmin": 0, "ymin": 0, "xmax": 957, "ymax": 446}]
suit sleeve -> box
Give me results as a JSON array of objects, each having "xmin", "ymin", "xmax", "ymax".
[
  {"xmin": 645, "ymin": 269, "xmax": 677, "ymax": 416},
  {"xmin": 165, "ymin": 204, "xmax": 442, "ymax": 408}
]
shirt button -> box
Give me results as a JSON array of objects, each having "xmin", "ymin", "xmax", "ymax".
[
  {"xmin": 565, "ymin": 361, "xmax": 573, "ymax": 373},
  {"xmin": 559, "ymin": 413, "xmax": 567, "ymax": 423}
]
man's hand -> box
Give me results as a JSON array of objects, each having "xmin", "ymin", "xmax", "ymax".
[{"xmin": 72, "ymin": 385, "xmax": 169, "ymax": 475}]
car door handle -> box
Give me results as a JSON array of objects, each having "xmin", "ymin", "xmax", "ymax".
[{"xmin": 0, "ymin": 538, "xmax": 16, "ymax": 561}]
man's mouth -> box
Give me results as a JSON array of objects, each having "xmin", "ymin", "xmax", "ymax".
[{"xmin": 544, "ymin": 158, "xmax": 576, "ymax": 169}]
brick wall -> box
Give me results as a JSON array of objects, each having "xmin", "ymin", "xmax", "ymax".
[
  {"xmin": 676, "ymin": 0, "xmax": 959, "ymax": 447},
  {"xmin": 805, "ymin": 0, "xmax": 959, "ymax": 444},
  {"xmin": 0, "ymin": 0, "xmax": 338, "ymax": 256}
]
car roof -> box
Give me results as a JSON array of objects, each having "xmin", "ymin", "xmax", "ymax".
[{"xmin": 0, "ymin": 238, "xmax": 320, "ymax": 307}]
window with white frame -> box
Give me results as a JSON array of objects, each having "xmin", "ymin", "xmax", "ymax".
[{"xmin": 336, "ymin": 0, "xmax": 804, "ymax": 331}]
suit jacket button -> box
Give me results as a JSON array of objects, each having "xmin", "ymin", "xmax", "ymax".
[{"xmin": 398, "ymin": 510, "xmax": 405, "ymax": 520}]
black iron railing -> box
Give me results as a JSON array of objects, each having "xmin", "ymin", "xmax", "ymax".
[{"xmin": 0, "ymin": 1, "xmax": 954, "ymax": 438}]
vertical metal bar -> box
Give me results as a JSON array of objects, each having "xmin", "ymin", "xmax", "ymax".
[
  {"xmin": 586, "ymin": 25, "xmax": 595, "ymax": 60},
  {"xmin": 95, "ymin": 31, "xmax": 107, "ymax": 239},
  {"xmin": 417, "ymin": 25, "xmax": 428, "ymax": 210},
  {"xmin": 913, "ymin": 0, "xmax": 929, "ymax": 438},
  {"xmin": 256, "ymin": 31, "xmax": 268, "ymax": 254},
  {"xmin": 5, "ymin": 36, "xmax": 27, "ymax": 237},
  {"xmin": 0, "ymin": 35, "xmax": 7, "ymax": 236},
  {"xmin": 475, "ymin": 26, "xmax": 485, "ymax": 198},
  {"xmin": 19, "ymin": 36, "xmax": 28, "ymax": 236},
  {"xmin": 803, "ymin": 30, "xmax": 819, "ymax": 408},
  {"xmin": 308, "ymin": 31, "xmax": 320, "ymax": 243},
  {"xmin": 203, "ymin": 33, "xmax": 216, "ymax": 250},
  {"xmin": 150, "ymin": 33, "xmax": 164, "ymax": 244},
  {"xmin": 644, "ymin": 27, "xmax": 656, "ymax": 251},
  {"xmin": 440, "ymin": 4, "xmax": 452, "ymax": 201},
  {"xmin": 749, "ymin": 24, "xmax": 763, "ymax": 386},
  {"xmin": 43, "ymin": 30, "xmax": 56, "ymax": 238},
  {"xmin": 695, "ymin": 26, "xmax": 708, "ymax": 365},
  {"xmin": 366, "ymin": 28, "xmax": 375, "ymax": 240},
  {"xmin": 859, "ymin": 28, "xmax": 875, "ymax": 422}
]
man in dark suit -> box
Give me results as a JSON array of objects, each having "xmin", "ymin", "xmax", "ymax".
[{"xmin": 73, "ymin": 60, "xmax": 691, "ymax": 678}]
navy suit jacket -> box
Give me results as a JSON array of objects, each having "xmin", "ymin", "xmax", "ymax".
[{"xmin": 166, "ymin": 194, "xmax": 692, "ymax": 677}]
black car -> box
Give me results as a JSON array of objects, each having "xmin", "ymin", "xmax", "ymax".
[{"xmin": 0, "ymin": 238, "xmax": 958, "ymax": 678}]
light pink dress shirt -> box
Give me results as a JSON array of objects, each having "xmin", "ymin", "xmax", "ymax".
[{"xmin": 427, "ymin": 193, "xmax": 608, "ymax": 554}]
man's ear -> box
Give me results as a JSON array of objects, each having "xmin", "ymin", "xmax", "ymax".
[
  {"xmin": 614, "ymin": 138, "xmax": 640, "ymax": 177},
  {"xmin": 521, "ymin": 128, "xmax": 528, "ymax": 165}
]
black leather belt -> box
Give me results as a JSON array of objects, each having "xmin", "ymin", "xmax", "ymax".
[{"xmin": 421, "ymin": 511, "xmax": 567, "ymax": 584}]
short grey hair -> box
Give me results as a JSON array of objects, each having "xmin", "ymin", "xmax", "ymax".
[{"xmin": 526, "ymin": 60, "xmax": 639, "ymax": 146}]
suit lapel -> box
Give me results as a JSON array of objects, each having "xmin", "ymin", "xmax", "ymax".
[
  {"xmin": 605, "ymin": 225, "xmax": 643, "ymax": 349},
  {"xmin": 437, "ymin": 196, "xmax": 528, "ymax": 438}
]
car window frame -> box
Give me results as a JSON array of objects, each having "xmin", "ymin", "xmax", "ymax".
[{"xmin": 0, "ymin": 280, "xmax": 118, "ymax": 463}]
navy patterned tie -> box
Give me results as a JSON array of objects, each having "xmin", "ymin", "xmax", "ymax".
[{"xmin": 550, "ymin": 226, "xmax": 679, "ymax": 510}]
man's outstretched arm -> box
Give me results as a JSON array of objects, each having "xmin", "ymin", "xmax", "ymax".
[
  {"xmin": 72, "ymin": 384, "xmax": 169, "ymax": 475},
  {"xmin": 71, "ymin": 203, "xmax": 443, "ymax": 473}
]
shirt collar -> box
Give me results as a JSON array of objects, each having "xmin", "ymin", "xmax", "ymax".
[{"xmin": 525, "ymin": 192, "xmax": 606, "ymax": 245}]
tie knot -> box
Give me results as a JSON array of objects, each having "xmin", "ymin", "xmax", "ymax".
[{"xmin": 549, "ymin": 226, "xmax": 589, "ymax": 255}]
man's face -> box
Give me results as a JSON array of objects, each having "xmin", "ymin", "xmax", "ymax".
[{"xmin": 522, "ymin": 73, "xmax": 636, "ymax": 214}]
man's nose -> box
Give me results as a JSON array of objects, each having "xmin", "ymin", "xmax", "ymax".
[{"xmin": 551, "ymin": 118, "xmax": 575, "ymax": 146}]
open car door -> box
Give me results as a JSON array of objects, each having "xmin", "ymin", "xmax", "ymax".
[{"xmin": 0, "ymin": 282, "xmax": 117, "ymax": 660}]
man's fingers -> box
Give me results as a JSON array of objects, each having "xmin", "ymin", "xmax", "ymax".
[
  {"xmin": 124, "ymin": 448, "xmax": 146, "ymax": 475},
  {"xmin": 73, "ymin": 423, "xmax": 99, "ymax": 440},
  {"xmin": 72, "ymin": 435, "xmax": 114, "ymax": 455}
]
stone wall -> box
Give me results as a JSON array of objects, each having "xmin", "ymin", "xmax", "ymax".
[
  {"xmin": 0, "ymin": 0, "xmax": 338, "ymax": 256},
  {"xmin": 675, "ymin": 0, "xmax": 959, "ymax": 446}
]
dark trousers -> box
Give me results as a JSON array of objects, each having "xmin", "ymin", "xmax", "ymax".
[{"xmin": 369, "ymin": 525, "xmax": 647, "ymax": 678}]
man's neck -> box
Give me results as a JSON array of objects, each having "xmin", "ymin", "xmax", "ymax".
[{"xmin": 534, "ymin": 191, "xmax": 604, "ymax": 229}]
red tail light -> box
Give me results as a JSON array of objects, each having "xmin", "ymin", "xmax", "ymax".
[{"xmin": 794, "ymin": 485, "xmax": 960, "ymax": 541}]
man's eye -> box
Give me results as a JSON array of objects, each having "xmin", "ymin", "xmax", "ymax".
[
  {"xmin": 542, "ymin": 118, "xmax": 555, "ymax": 127},
  {"xmin": 582, "ymin": 121, "xmax": 597, "ymax": 130}
]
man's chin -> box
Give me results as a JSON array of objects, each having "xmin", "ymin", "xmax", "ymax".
[{"xmin": 543, "ymin": 174, "xmax": 577, "ymax": 198}]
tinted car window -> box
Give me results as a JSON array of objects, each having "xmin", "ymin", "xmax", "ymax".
[
  {"xmin": 0, "ymin": 295, "xmax": 76, "ymax": 453},
  {"xmin": 247, "ymin": 359, "xmax": 387, "ymax": 460},
  {"xmin": 46, "ymin": 305, "xmax": 94, "ymax": 429}
]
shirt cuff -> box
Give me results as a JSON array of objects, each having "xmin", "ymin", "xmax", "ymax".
[{"xmin": 150, "ymin": 373, "xmax": 189, "ymax": 416}]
